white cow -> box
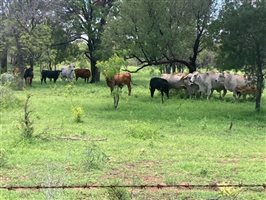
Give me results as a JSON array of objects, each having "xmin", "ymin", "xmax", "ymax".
[
  {"xmin": 61, "ymin": 64, "xmax": 75, "ymax": 82},
  {"xmin": 190, "ymin": 71, "xmax": 226, "ymax": 99},
  {"xmin": 182, "ymin": 73, "xmax": 200, "ymax": 98},
  {"xmin": 161, "ymin": 73, "xmax": 186, "ymax": 91},
  {"xmin": 216, "ymin": 72, "xmax": 251, "ymax": 99}
]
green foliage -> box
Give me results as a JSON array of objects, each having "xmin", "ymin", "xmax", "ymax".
[
  {"xmin": 72, "ymin": 106, "xmax": 84, "ymax": 123},
  {"xmin": 103, "ymin": 0, "xmax": 214, "ymax": 71},
  {"xmin": 20, "ymin": 94, "xmax": 34, "ymax": 139},
  {"xmin": 106, "ymin": 181, "xmax": 131, "ymax": 200},
  {"xmin": 83, "ymin": 144, "xmax": 108, "ymax": 171},
  {"xmin": 213, "ymin": 1, "xmax": 266, "ymax": 71},
  {"xmin": 97, "ymin": 54, "xmax": 126, "ymax": 78},
  {"xmin": 218, "ymin": 183, "xmax": 243, "ymax": 200},
  {"xmin": 0, "ymin": 85, "xmax": 19, "ymax": 109},
  {"xmin": 125, "ymin": 120, "xmax": 160, "ymax": 140}
]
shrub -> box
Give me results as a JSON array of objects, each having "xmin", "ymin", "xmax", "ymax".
[
  {"xmin": 20, "ymin": 94, "xmax": 34, "ymax": 139},
  {"xmin": 72, "ymin": 106, "xmax": 84, "ymax": 123},
  {"xmin": 0, "ymin": 86, "xmax": 18, "ymax": 109},
  {"xmin": 218, "ymin": 183, "xmax": 243, "ymax": 200},
  {"xmin": 83, "ymin": 144, "xmax": 108, "ymax": 170},
  {"xmin": 106, "ymin": 181, "xmax": 131, "ymax": 200},
  {"xmin": 125, "ymin": 121, "xmax": 160, "ymax": 140}
]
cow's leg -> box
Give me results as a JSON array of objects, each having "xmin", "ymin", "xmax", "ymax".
[
  {"xmin": 110, "ymin": 86, "xmax": 114, "ymax": 94},
  {"xmin": 41, "ymin": 77, "xmax": 43, "ymax": 84},
  {"xmin": 150, "ymin": 87, "xmax": 155, "ymax": 98},
  {"xmin": 207, "ymin": 87, "xmax": 213, "ymax": 100},
  {"xmin": 54, "ymin": 78, "xmax": 57, "ymax": 83},
  {"xmin": 222, "ymin": 89, "xmax": 227, "ymax": 98},
  {"xmin": 127, "ymin": 84, "xmax": 131, "ymax": 96},
  {"xmin": 161, "ymin": 90, "xmax": 164, "ymax": 104}
]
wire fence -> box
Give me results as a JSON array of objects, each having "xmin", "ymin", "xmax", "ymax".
[{"xmin": 1, "ymin": 183, "xmax": 265, "ymax": 191}]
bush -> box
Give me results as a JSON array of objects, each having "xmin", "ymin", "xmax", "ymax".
[
  {"xmin": 20, "ymin": 94, "xmax": 34, "ymax": 139},
  {"xmin": 83, "ymin": 144, "xmax": 108, "ymax": 171},
  {"xmin": 106, "ymin": 181, "xmax": 131, "ymax": 200},
  {"xmin": 72, "ymin": 106, "xmax": 84, "ymax": 123},
  {"xmin": 125, "ymin": 120, "xmax": 160, "ymax": 140},
  {"xmin": 0, "ymin": 85, "xmax": 19, "ymax": 109}
]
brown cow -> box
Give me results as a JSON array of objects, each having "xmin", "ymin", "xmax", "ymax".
[
  {"xmin": 74, "ymin": 68, "xmax": 91, "ymax": 83},
  {"xmin": 106, "ymin": 73, "xmax": 132, "ymax": 96},
  {"xmin": 236, "ymin": 85, "xmax": 257, "ymax": 99}
]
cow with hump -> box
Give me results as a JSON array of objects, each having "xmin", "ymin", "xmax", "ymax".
[
  {"xmin": 217, "ymin": 72, "xmax": 256, "ymax": 99},
  {"xmin": 190, "ymin": 71, "xmax": 227, "ymax": 99},
  {"xmin": 149, "ymin": 77, "xmax": 169, "ymax": 103},
  {"xmin": 61, "ymin": 64, "xmax": 75, "ymax": 82},
  {"xmin": 106, "ymin": 72, "xmax": 132, "ymax": 96}
]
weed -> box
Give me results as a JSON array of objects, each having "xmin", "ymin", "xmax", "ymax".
[
  {"xmin": 72, "ymin": 106, "xmax": 84, "ymax": 123},
  {"xmin": 218, "ymin": 182, "xmax": 243, "ymax": 200},
  {"xmin": 0, "ymin": 85, "xmax": 19, "ymax": 109},
  {"xmin": 125, "ymin": 121, "xmax": 160, "ymax": 140},
  {"xmin": 20, "ymin": 94, "xmax": 34, "ymax": 139},
  {"xmin": 200, "ymin": 117, "xmax": 208, "ymax": 130},
  {"xmin": 83, "ymin": 144, "xmax": 108, "ymax": 171},
  {"xmin": 106, "ymin": 181, "xmax": 131, "ymax": 200}
]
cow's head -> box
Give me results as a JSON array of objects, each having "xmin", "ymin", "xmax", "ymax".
[
  {"xmin": 190, "ymin": 71, "xmax": 200, "ymax": 84},
  {"xmin": 215, "ymin": 72, "xmax": 225, "ymax": 83}
]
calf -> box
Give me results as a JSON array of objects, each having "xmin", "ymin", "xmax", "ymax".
[
  {"xmin": 149, "ymin": 77, "xmax": 169, "ymax": 103},
  {"xmin": 41, "ymin": 70, "xmax": 61, "ymax": 84},
  {"xmin": 74, "ymin": 68, "xmax": 91, "ymax": 83},
  {"xmin": 236, "ymin": 85, "xmax": 257, "ymax": 99},
  {"xmin": 106, "ymin": 73, "xmax": 132, "ymax": 96},
  {"xmin": 24, "ymin": 67, "xmax": 34, "ymax": 86}
]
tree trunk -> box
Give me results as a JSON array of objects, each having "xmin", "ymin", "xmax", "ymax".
[
  {"xmin": 0, "ymin": 47, "xmax": 8, "ymax": 73},
  {"xmin": 15, "ymin": 33, "xmax": 24, "ymax": 90},
  {"xmin": 90, "ymin": 59, "xmax": 100, "ymax": 83},
  {"xmin": 255, "ymin": 61, "xmax": 263, "ymax": 112}
]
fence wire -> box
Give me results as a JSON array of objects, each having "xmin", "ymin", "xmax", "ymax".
[{"xmin": 0, "ymin": 183, "xmax": 265, "ymax": 191}]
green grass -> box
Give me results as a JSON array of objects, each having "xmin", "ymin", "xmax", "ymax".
[{"xmin": 0, "ymin": 67, "xmax": 265, "ymax": 199}]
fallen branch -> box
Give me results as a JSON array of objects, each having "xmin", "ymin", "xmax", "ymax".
[{"xmin": 36, "ymin": 135, "xmax": 107, "ymax": 142}]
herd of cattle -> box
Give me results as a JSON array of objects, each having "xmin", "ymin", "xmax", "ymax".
[
  {"xmin": 108, "ymin": 71, "xmax": 257, "ymax": 103},
  {"xmin": 0, "ymin": 65, "xmax": 91, "ymax": 86},
  {"xmin": 0, "ymin": 65, "xmax": 258, "ymax": 103}
]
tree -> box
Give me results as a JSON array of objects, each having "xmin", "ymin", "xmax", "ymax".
[
  {"xmin": 213, "ymin": 1, "xmax": 266, "ymax": 112},
  {"xmin": 58, "ymin": 0, "xmax": 116, "ymax": 83},
  {"xmin": 103, "ymin": 0, "xmax": 215, "ymax": 73},
  {"xmin": 0, "ymin": 0, "xmax": 54, "ymax": 89}
]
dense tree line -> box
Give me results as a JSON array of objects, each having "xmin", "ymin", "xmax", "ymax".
[{"xmin": 0, "ymin": 0, "xmax": 265, "ymax": 110}]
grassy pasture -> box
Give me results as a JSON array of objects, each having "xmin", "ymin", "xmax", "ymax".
[{"xmin": 0, "ymin": 67, "xmax": 265, "ymax": 199}]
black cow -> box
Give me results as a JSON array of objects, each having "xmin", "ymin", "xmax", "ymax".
[
  {"xmin": 149, "ymin": 77, "xmax": 169, "ymax": 103},
  {"xmin": 41, "ymin": 70, "xmax": 61, "ymax": 84},
  {"xmin": 24, "ymin": 67, "xmax": 34, "ymax": 86}
]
